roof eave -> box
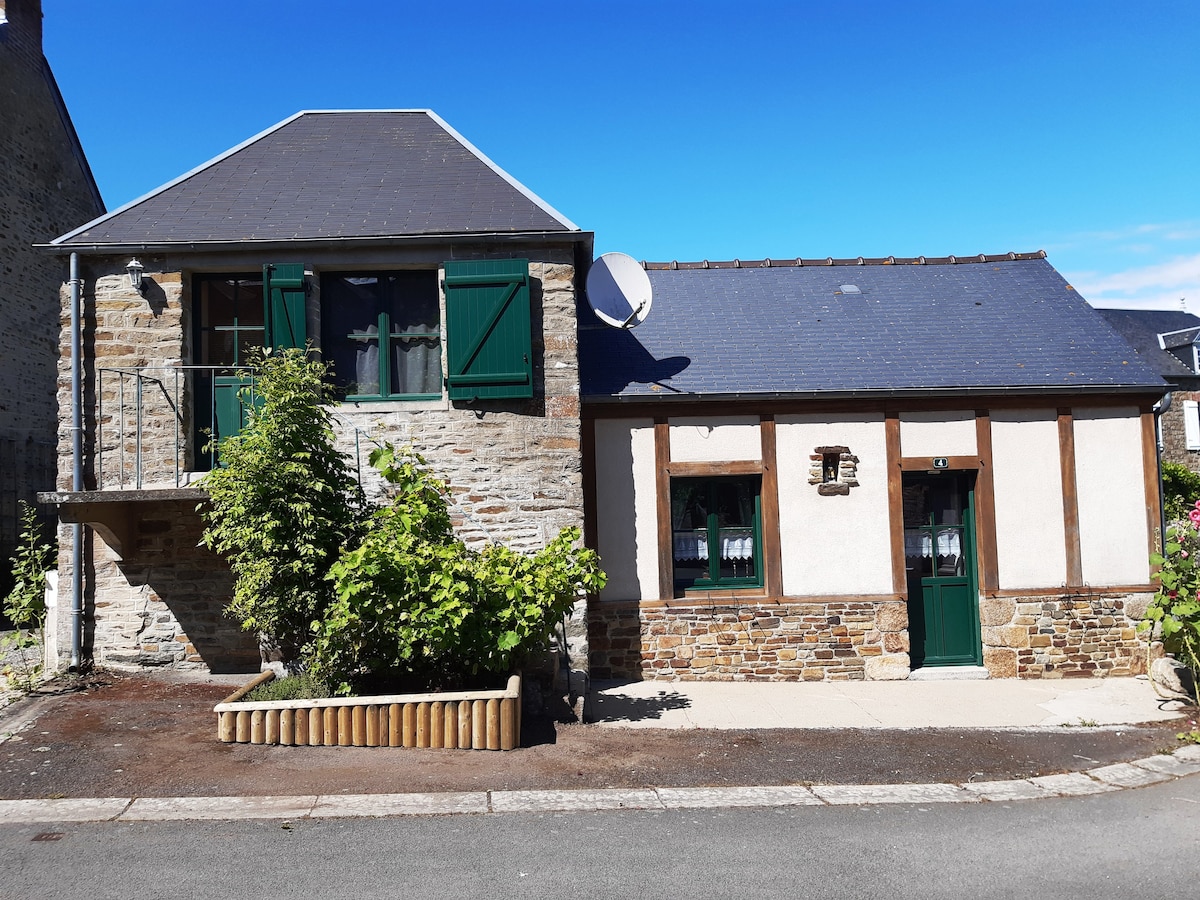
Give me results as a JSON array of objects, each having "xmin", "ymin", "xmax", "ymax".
[
  {"xmin": 36, "ymin": 229, "xmax": 593, "ymax": 256},
  {"xmin": 582, "ymin": 383, "xmax": 1169, "ymax": 406}
]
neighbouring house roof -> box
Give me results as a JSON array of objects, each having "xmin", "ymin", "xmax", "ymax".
[
  {"xmin": 1096, "ymin": 308, "xmax": 1200, "ymax": 384},
  {"xmin": 50, "ymin": 110, "xmax": 579, "ymax": 248},
  {"xmin": 579, "ymin": 253, "xmax": 1166, "ymax": 402}
]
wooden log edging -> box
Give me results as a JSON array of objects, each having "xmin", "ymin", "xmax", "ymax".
[{"xmin": 215, "ymin": 673, "xmax": 522, "ymax": 750}]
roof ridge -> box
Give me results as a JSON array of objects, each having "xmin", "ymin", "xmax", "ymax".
[{"xmin": 639, "ymin": 251, "xmax": 1047, "ymax": 270}]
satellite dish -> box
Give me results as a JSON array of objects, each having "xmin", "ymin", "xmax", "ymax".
[{"xmin": 586, "ymin": 251, "xmax": 653, "ymax": 328}]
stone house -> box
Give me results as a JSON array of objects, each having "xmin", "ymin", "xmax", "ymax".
[
  {"xmin": 39, "ymin": 111, "xmax": 591, "ymax": 689},
  {"xmin": 580, "ymin": 256, "xmax": 1167, "ymax": 681},
  {"xmin": 37, "ymin": 107, "xmax": 1167, "ymax": 690},
  {"xmin": 0, "ymin": 0, "xmax": 103, "ymax": 585},
  {"xmin": 1098, "ymin": 309, "xmax": 1200, "ymax": 474}
]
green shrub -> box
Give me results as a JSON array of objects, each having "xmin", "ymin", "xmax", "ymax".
[
  {"xmin": 201, "ymin": 347, "xmax": 367, "ymax": 664},
  {"xmin": 1163, "ymin": 461, "xmax": 1200, "ymax": 523},
  {"xmin": 1144, "ymin": 513, "xmax": 1200, "ymax": 679},
  {"xmin": 2, "ymin": 501, "xmax": 53, "ymax": 690},
  {"xmin": 245, "ymin": 673, "xmax": 331, "ymax": 702},
  {"xmin": 317, "ymin": 445, "xmax": 606, "ymax": 694},
  {"xmin": 202, "ymin": 351, "xmax": 607, "ymax": 696}
]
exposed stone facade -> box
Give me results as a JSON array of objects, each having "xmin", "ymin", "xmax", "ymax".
[
  {"xmin": 51, "ymin": 247, "xmax": 586, "ymax": 676},
  {"xmin": 1159, "ymin": 388, "xmax": 1200, "ymax": 472},
  {"xmin": 978, "ymin": 592, "xmax": 1151, "ymax": 679},
  {"xmin": 591, "ymin": 590, "xmax": 1152, "ymax": 682},
  {"xmin": 0, "ymin": 0, "xmax": 103, "ymax": 573},
  {"xmin": 589, "ymin": 599, "xmax": 910, "ymax": 682}
]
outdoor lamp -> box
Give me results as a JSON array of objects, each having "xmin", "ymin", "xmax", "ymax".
[{"xmin": 126, "ymin": 258, "xmax": 144, "ymax": 294}]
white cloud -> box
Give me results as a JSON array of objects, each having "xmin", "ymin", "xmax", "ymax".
[{"xmin": 1075, "ymin": 252, "xmax": 1200, "ymax": 311}]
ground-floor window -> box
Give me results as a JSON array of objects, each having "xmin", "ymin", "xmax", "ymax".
[{"xmin": 671, "ymin": 475, "xmax": 762, "ymax": 591}]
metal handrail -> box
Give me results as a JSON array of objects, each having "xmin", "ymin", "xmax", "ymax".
[{"xmin": 97, "ymin": 365, "xmax": 251, "ymax": 490}]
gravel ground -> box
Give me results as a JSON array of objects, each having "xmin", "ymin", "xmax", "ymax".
[{"xmin": 0, "ymin": 669, "xmax": 1192, "ymax": 801}]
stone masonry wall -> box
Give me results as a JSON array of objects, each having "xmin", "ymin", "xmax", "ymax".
[
  {"xmin": 1160, "ymin": 389, "xmax": 1200, "ymax": 473},
  {"xmin": 979, "ymin": 592, "xmax": 1151, "ymax": 678},
  {"xmin": 53, "ymin": 248, "xmax": 585, "ymax": 677},
  {"xmin": 81, "ymin": 500, "xmax": 259, "ymax": 671},
  {"xmin": 591, "ymin": 591, "xmax": 1152, "ymax": 682},
  {"xmin": 0, "ymin": 0, "xmax": 104, "ymax": 566},
  {"xmin": 589, "ymin": 600, "xmax": 911, "ymax": 682}
]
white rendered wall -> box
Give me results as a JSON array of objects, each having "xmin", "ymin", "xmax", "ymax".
[
  {"xmin": 1073, "ymin": 407, "xmax": 1150, "ymax": 586},
  {"xmin": 776, "ymin": 414, "xmax": 893, "ymax": 595},
  {"xmin": 990, "ymin": 410, "xmax": 1068, "ymax": 589},
  {"xmin": 899, "ymin": 411, "xmax": 977, "ymax": 458},
  {"xmin": 669, "ymin": 416, "xmax": 761, "ymax": 462},
  {"xmin": 594, "ymin": 419, "xmax": 659, "ymax": 601}
]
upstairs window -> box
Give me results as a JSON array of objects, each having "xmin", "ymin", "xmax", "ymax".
[
  {"xmin": 671, "ymin": 475, "xmax": 762, "ymax": 591},
  {"xmin": 322, "ymin": 271, "xmax": 442, "ymax": 400}
]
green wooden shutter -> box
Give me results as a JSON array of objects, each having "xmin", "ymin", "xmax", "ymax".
[
  {"xmin": 444, "ymin": 259, "xmax": 533, "ymax": 400},
  {"xmin": 263, "ymin": 263, "xmax": 307, "ymax": 350}
]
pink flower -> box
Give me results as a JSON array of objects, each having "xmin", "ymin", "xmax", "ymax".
[
  {"xmin": 1189, "ymin": 508, "xmax": 1200, "ymax": 524},
  {"xmin": 1184, "ymin": 551, "xmax": 1191, "ymax": 558}
]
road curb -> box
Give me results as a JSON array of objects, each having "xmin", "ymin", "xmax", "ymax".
[{"xmin": 0, "ymin": 744, "xmax": 1197, "ymax": 824}]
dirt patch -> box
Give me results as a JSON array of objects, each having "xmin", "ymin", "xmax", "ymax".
[{"xmin": 0, "ymin": 670, "xmax": 1191, "ymax": 800}]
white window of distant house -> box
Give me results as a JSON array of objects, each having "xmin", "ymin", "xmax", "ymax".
[
  {"xmin": 321, "ymin": 271, "xmax": 442, "ymax": 400},
  {"xmin": 1185, "ymin": 400, "xmax": 1200, "ymax": 451}
]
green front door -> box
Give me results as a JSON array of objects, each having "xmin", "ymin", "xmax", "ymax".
[{"xmin": 903, "ymin": 472, "xmax": 982, "ymax": 668}]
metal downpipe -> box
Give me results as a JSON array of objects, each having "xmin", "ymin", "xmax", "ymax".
[{"xmin": 69, "ymin": 252, "xmax": 83, "ymax": 670}]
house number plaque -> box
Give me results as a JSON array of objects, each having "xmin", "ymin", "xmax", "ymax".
[{"xmin": 932, "ymin": 457, "xmax": 949, "ymax": 469}]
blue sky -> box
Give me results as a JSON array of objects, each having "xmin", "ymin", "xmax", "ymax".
[{"xmin": 41, "ymin": 0, "xmax": 1200, "ymax": 310}]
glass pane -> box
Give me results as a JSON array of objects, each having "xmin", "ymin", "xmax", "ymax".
[
  {"xmin": 934, "ymin": 525, "xmax": 964, "ymax": 576},
  {"xmin": 713, "ymin": 480, "xmax": 755, "ymax": 581},
  {"xmin": 904, "ymin": 527, "xmax": 934, "ymax": 577},
  {"xmin": 391, "ymin": 336, "xmax": 441, "ymax": 395},
  {"xmin": 233, "ymin": 279, "xmax": 264, "ymax": 326},
  {"xmin": 323, "ymin": 276, "xmax": 382, "ymax": 395},
  {"xmin": 234, "ymin": 326, "xmax": 266, "ymax": 366},
  {"xmin": 202, "ymin": 330, "xmax": 237, "ymax": 367},
  {"xmin": 384, "ymin": 271, "xmax": 440, "ymax": 333},
  {"xmin": 200, "ymin": 280, "xmax": 236, "ymax": 329}
]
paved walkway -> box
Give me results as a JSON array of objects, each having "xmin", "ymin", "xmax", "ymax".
[
  {"xmin": 587, "ymin": 675, "xmax": 1190, "ymax": 729},
  {"xmin": 0, "ymin": 673, "xmax": 1195, "ymax": 824}
]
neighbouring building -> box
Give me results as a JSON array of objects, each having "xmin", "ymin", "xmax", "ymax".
[
  {"xmin": 40, "ymin": 110, "xmax": 591, "ymax": 689},
  {"xmin": 1098, "ymin": 309, "xmax": 1200, "ymax": 473},
  {"xmin": 39, "ymin": 109, "xmax": 1166, "ymax": 692},
  {"xmin": 580, "ymin": 256, "xmax": 1167, "ymax": 681},
  {"xmin": 0, "ymin": 0, "xmax": 103, "ymax": 586}
]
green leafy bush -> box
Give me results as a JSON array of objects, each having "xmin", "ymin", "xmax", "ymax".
[
  {"xmin": 3, "ymin": 501, "xmax": 53, "ymax": 690},
  {"xmin": 318, "ymin": 445, "xmax": 606, "ymax": 694},
  {"xmin": 201, "ymin": 347, "xmax": 366, "ymax": 664},
  {"xmin": 1144, "ymin": 506, "xmax": 1200, "ymax": 680},
  {"xmin": 1162, "ymin": 461, "xmax": 1200, "ymax": 523},
  {"xmin": 245, "ymin": 672, "xmax": 331, "ymax": 702},
  {"xmin": 203, "ymin": 350, "xmax": 607, "ymax": 696}
]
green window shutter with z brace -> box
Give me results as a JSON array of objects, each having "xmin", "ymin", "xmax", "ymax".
[{"xmin": 444, "ymin": 259, "xmax": 533, "ymax": 400}]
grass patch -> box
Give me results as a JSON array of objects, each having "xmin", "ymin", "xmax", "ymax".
[{"xmin": 245, "ymin": 673, "xmax": 331, "ymax": 702}]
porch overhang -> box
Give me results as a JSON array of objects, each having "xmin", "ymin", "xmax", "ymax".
[{"xmin": 39, "ymin": 488, "xmax": 208, "ymax": 560}]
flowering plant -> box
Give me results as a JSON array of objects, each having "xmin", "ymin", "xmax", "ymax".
[{"xmin": 1144, "ymin": 500, "xmax": 1200, "ymax": 680}]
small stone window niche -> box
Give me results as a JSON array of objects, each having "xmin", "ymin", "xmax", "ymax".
[{"xmin": 808, "ymin": 445, "xmax": 859, "ymax": 496}]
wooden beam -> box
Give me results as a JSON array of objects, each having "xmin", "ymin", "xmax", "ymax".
[
  {"xmin": 655, "ymin": 419, "xmax": 673, "ymax": 601},
  {"xmin": 1141, "ymin": 409, "xmax": 1163, "ymax": 568},
  {"xmin": 885, "ymin": 412, "xmax": 906, "ymax": 595},
  {"xmin": 1058, "ymin": 409, "xmax": 1083, "ymax": 587},
  {"xmin": 759, "ymin": 416, "xmax": 783, "ymax": 598},
  {"xmin": 666, "ymin": 460, "xmax": 763, "ymax": 477},
  {"xmin": 973, "ymin": 411, "xmax": 999, "ymax": 592},
  {"xmin": 897, "ymin": 455, "xmax": 982, "ymax": 472}
]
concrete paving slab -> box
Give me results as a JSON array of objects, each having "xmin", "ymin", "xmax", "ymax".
[
  {"xmin": 1175, "ymin": 744, "xmax": 1200, "ymax": 761},
  {"xmin": 123, "ymin": 795, "xmax": 317, "ymax": 821},
  {"xmin": 960, "ymin": 779, "xmax": 1056, "ymax": 802},
  {"xmin": 1027, "ymin": 772, "xmax": 1118, "ymax": 796},
  {"xmin": 812, "ymin": 783, "xmax": 976, "ymax": 805},
  {"xmin": 1133, "ymin": 754, "xmax": 1200, "ymax": 777},
  {"xmin": 0, "ymin": 797, "xmax": 130, "ymax": 823},
  {"xmin": 490, "ymin": 789, "xmax": 662, "ymax": 813},
  {"xmin": 1086, "ymin": 762, "xmax": 1174, "ymax": 788},
  {"xmin": 656, "ymin": 786, "xmax": 821, "ymax": 809},
  {"xmin": 311, "ymin": 792, "xmax": 487, "ymax": 818},
  {"xmin": 589, "ymin": 677, "xmax": 1186, "ymax": 730}
]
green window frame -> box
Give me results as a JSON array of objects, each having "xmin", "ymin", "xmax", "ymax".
[
  {"xmin": 321, "ymin": 271, "xmax": 442, "ymax": 401},
  {"xmin": 671, "ymin": 475, "xmax": 763, "ymax": 591}
]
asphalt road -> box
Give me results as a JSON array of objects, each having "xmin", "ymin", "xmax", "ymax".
[{"xmin": 2, "ymin": 773, "xmax": 1197, "ymax": 899}]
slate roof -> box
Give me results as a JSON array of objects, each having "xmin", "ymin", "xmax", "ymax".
[
  {"xmin": 579, "ymin": 254, "xmax": 1166, "ymax": 401},
  {"xmin": 51, "ymin": 110, "xmax": 578, "ymax": 247},
  {"xmin": 1096, "ymin": 308, "xmax": 1200, "ymax": 384}
]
